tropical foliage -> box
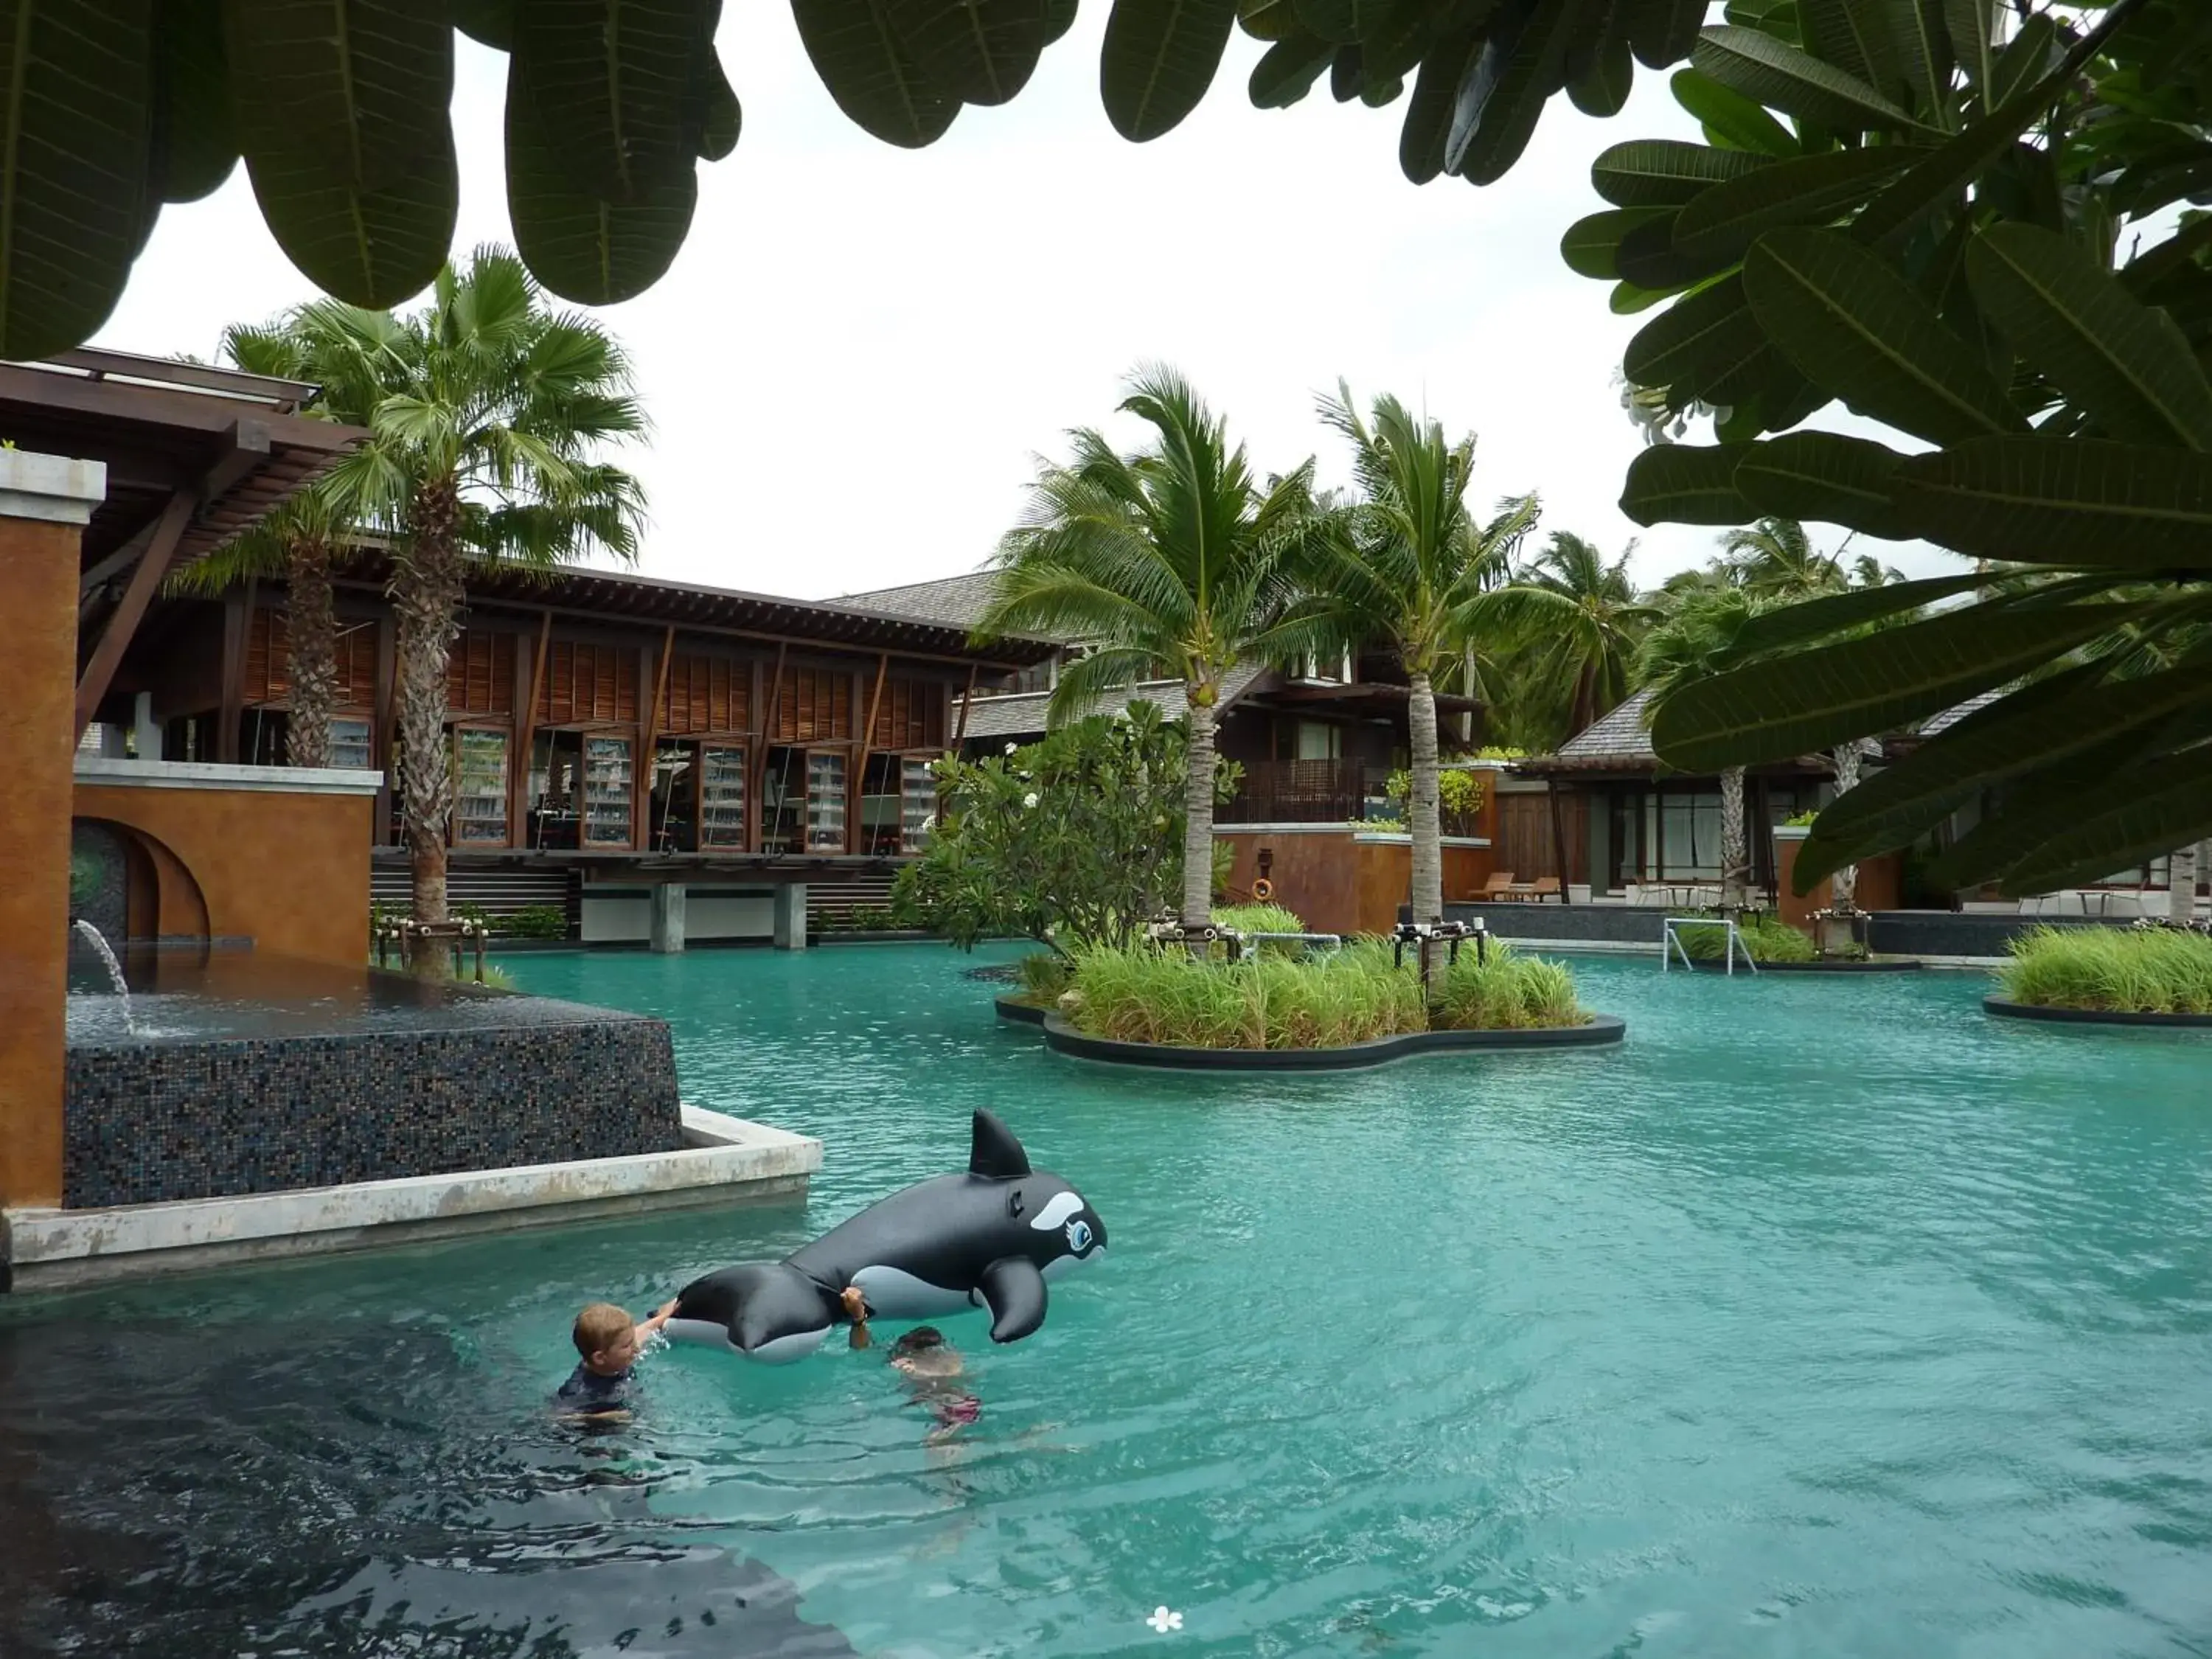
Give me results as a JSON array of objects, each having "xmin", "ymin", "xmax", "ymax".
[
  {"xmin": 1491, "ymin": 531, "xmax": 1658, "ymax": 744},
  {"xmin": 1294, "ymin": 385, "xmax": 1539, "ymax": 923},
  {"xmin": 975, "ymin": 366, "xmax": 1318, "ymax": 930},
  {"xmin": 1056, "ymin": 937, "xmax": 1586, "ymax": 1049},
  {"xmin": 1998, "ymin": 924, "xmax": 2212, "ymax": 1015},
  {"xmin": 891, "ymin": 701, "xmax": 1223, "ymax": 953},
  {"xmin": 1571, "ymin": 2, "xmax": 2212, "ymax": 898},
  {"xmin": 12, "ymin": 1, "xmax": 1709, "ymax": 351},
  {"xmin": 271, "ymin": 249, "xmax": 647, "ymax": 973}
]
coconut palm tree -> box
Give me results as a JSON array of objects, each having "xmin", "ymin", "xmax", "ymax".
[
  {"xmin": 975, "ymin": 366, "xmax": 1318, "ymax": 932},
  {"xmin": 313, "ymin": 248, "xmax": 647, "ymax": 973},
  {"xmin": 1499, "ymin": 530, "xmax": 1657, "ymax": 742},
  {"xmin": 1638, "ymin": 588, "xmax": 1767, "ymax": 914},
  {"xmin": 1292, "ymin": 384, "xmax": 1540, "ymax": 925}
]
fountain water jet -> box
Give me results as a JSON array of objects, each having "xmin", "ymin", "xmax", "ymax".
[{"xmin": 71, "ymin": 918, "xmax": 136, "ymax": 1037}]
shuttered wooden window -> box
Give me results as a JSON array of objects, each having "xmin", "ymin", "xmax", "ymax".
[
  {"xmin": 870, "ymin": 677, "xmax": 946, "ymax": 751},
  {"xmin": 447, "ymin": 630, "xmax": 516, "ymax": 715},
  {"xmin": 660, "ymin": 653, "xmax": 750, "ymax": 735},
  {"xmin": 245, "ymin": 608, "xmax": 378, "ymax": 709},
  {"xmin": 773, "ymin": 667, "xmax": 853, "ymax": 743},
  {"xmin": 537, "ymin": 641, "xmax": 639, "ymax": 726}
]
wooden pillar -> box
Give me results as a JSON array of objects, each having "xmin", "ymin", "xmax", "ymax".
[
  {"xmin": 852, "ymin": 652, "xmax": 888, "ymax": 855},
  {"xmin": 0, "ymin": 452, "xmax": 106, "ymax": 1211},
  {"xmin": 749, "ymin": 643, "xmax": 785, "ymax": 855},
  {"xmin": 217, "ymin": 580, "xmax": 252, "ymax": 764}
]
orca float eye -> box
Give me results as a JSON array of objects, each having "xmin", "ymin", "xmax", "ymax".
[{"xmin": 1065, "ymin": 1220, "xmax": 1093, "ymax": 1254}]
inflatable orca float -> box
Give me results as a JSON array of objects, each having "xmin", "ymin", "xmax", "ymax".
[{"xmin": 664, "ymin": 1110, "xmax": 1107, "ymax": 1364}]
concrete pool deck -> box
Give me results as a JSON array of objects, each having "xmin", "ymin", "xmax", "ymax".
[{"xmin": 1, "ymin": 1105, "xmax": 818, "ymax": 1293}]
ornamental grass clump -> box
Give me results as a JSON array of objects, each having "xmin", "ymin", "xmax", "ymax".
[
  {"xmin": 1999, "ymin": 925, "xmax": 2212, "ymax": 1015},
  {"xmin": 1062, "ymin": 939, "xmax": 1427, "ymax": 1048},
  {"xmin": 1213, "ymin": 903, "xmax": 1309, "ymax": 936},
  {"xmin": 1012, "ymin": 951, "xmax": 1074, "ymax": 1007},
  {"xmin": 1676, "ymin": 915, "xmax": 1818, "ymax": 964},
  {"xmin": 1057, "ymin": 937, "xmax": 1582, "ymax": 1048},
  {"xmin": 1432, "ymin": 943, "xmax": 1588, "ymax": 1031}
]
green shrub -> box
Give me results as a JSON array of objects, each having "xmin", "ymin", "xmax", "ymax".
[
  {"xmin": 1999, "ymin": 925, "xmax": 2212, "ymax": 1015},
  {"xmin": 1782, "ymin": 808, "xmax": 1820, "ymax": 828},
  {"xmin": 1054, "ymin": 936, "xmax": 1584, "ymax": 1048},
  {"xmin": 502, "ymin": 903, "xmax": 570, "ymax": 939},
  {"xmin": 1011, "ymin": 951, "xmax": 1074, "ymax": 1007},
  {"xmin": 1216, "ymin": 903, "xmax": 1307, "ymax": 934},
  {"xmin": 1675, "ymin": 915, "xmax": 1817, "ymax": 964},
  {"xmin": 1385, "ymin": 767, "xmax": 1486, "ymax": 834},
  {"xmin": 1433, "ymin": 944, "xmax": 1588, "ymax": 1031}
]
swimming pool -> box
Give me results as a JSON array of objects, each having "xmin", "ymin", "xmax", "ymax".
[{"xmin": 4, "ymin": 945, "xmax": 2208, "ymax": 1657}]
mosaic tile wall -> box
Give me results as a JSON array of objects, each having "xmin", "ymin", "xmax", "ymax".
[{"xmin": 64, "ymin": 1018, "xmax": 683, "ymax": 1208}]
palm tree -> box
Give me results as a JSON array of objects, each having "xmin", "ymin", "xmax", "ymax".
[
  {"xmin": 313, "ymin": 248, "xmax": 647, "ymax": 973},
  {"xmin": 1499, "ymin": 531, "xmax": 1657, "ymax": 742},
  {"xmin": 975, "ymin": 366, "xmax": 1318, "ymax": 932},
  {"xmin": 1638, "ymin": 588, "xmax": 1767, "ymax": 914},
  {"xmin": 1293, "ymin": 384, "xmax": 1540, "ymax": 925},
  {"xmin": 1721, "ymin": 516, "xmax": 1845, "ymax": 597}
]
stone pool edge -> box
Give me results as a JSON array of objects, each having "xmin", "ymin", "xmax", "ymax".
[
  {"xmin": 1, "ymin": 1106, "xmax": 819, "ymax": 1294},
  {"xmin": 1038, "ymin": 1011, "xmax": 1626, "ymax": 1071}
]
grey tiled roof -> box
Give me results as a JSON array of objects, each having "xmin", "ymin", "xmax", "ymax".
[
  {"xmin": 835, "ymin": 569, "xmax": 1005, "ymax": 630},
  {"xmin": 1554, "ymin": 689, "xmax": 1658, "ymax": 763},
  {"xmin": 957, "ymin": 662, "xmax": 1268, "ymax": 741}
]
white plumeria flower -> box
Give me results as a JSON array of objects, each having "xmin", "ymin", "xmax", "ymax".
[
  {"xmin": 1005, "ymin": 742, "xmax": 1019, "ymax": 755},
  {"xmin": 1146, "ymin": 1607, "xmax": 1183, "ymax": 1634},
  {"xmin": 1023, "ymin": 792, "xmax": 1040, "ymax": 809}
]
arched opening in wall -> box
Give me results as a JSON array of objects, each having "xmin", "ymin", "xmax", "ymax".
[{"xmin": 69, "ymin": 818, "xmax": 209, "ymax": 949}]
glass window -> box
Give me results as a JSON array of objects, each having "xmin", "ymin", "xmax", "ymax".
[
  {"xmin": 583, "ymin": 736, "xmax": 633, "ymax": 846},
  {"xmin": 453, "ymin": 728, "xmax": 509, "ymax": 844},
  {"xmin": 902, "ymin": 758, "xmax": 936, "ymax": 852},
  {"xmin": 1295, "ymin": 720, "xmax": 1341, "ymax": 761},
  {"xmin": 330, "ymin": 717, "xmax": 372, "ymax": 771},
  {"xmin": 806, "ymin": 751, "xmax": 846, "ymax": 851},
  {"xmin": 700, "ymin": 744, "xmax": 747, "ymax": 849}
]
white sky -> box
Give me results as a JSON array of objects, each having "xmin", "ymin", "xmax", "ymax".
[{"xmin": 95, "ymin": 11, "xmax": 1956, "ymax": 601}]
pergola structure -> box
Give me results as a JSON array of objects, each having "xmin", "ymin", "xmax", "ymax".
[{"xmin": 0, "ymin": 349, "xmax": 364, "ymax": 739}]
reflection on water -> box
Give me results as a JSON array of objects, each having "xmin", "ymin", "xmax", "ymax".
[{"xmin": 0, "ymin": 1320, "xmax": 856, "ymax": 1658}]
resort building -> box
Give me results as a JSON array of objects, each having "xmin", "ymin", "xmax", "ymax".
[{"xmin": 91, "ymin": 558, "xmax": 1053, "ymax": 948}]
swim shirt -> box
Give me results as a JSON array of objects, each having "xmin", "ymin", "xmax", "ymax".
[{"xmin": 556, "ymin": 1363, "xmax": 635, "ymax": 1415}]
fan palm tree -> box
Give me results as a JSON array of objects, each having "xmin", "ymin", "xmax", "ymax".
[
  {"xmin": 1638, "ymin": 588, "xmax": 1767, "ymax": 914},
  {"xmin": 1292, "ymin": 384, "xmax": 1540, "ymax": 925},
  {"xmin": 313, "ymin": 248, "xmax": 647, "ymax": 973},
  {"xmin": 975, "ymin": 366, "xmax": 1318, "ymax": 931},
  {"xmin": 1498, "ymin": 531, "xmax": 1657, "ymax": 742}
]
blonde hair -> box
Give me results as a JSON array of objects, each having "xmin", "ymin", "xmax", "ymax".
[{"xmin": 573, "ymin": 1303, "xmax": 633, "ymax": 1359}]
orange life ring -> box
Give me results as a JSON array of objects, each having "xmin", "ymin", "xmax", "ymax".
[{"xmin": 1251, "ymin": 877, "xmax": 1274, "ymax": 902}]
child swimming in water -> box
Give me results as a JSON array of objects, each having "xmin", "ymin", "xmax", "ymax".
[
  {"xmin": 888, "ymin": 1326, "xmax": 981, "ymax": 1444},
  {"xmin": 556, "ymin": 1298, "xmax": 677, "ymax": 1421}
]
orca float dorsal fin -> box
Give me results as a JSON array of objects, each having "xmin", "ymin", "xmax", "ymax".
[{"xmin": 969, "ymin": 1109, "xmax": 1031, "ymax": 1180}]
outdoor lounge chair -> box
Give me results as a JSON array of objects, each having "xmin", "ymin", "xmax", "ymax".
[
  {"xmin": 1529, "ymin": 877, "xmax": 1562, "ymax": 902},
  {"xmin": 1479, "ymin": 872, "xmax": 1517, "ymax": 900}
]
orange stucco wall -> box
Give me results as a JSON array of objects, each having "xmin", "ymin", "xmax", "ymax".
[
  {"xmin": 0, "ymin": 515, "xmax": 82, "ymax": 1208},
  {"xmin": 73, "ymin": 782, "xmax": 372, "ymax": 967},
  {"xmin": 1775, "ymin": 835, "xmax": 1902, "ymax": 932},
  {"xmin": 1219, "ymin": 831, "xmax": 1498, "ymax": 936}
]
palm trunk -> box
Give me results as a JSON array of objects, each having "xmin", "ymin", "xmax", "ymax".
[
  {"xmin": 1408, "ymin": 670, "xmax": 1443, "ymax": 925},
  {"xmin": 1181, "ymin": 694, "xmax": 1217, "ymax": 931},
  {"xmin": 1719, "ymin": 764, "xmax": 1747, "ymax": 915},
  {"xmin": 2169, "ymin": 842, "xmax": 2199, "ymax": 924},
  {"xmin": 394, "ymin": 479, "xmax": 465, "ymax": 976},
  {"xmin": 284, "ymin": 532, "xmax": 337, "ymax": 769},
  {"xmin": 1829, "ymin": 740, "xmax": 1868, "ymax": 913}
]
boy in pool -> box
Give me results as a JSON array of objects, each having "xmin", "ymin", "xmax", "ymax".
[
  {"xmin": 888, "ymin": 1326, "xmax": 981, "ymax": 1444},
  {"xmin": 556, "ymin": 1298, "xmax": 678, "ymax": 1420}
]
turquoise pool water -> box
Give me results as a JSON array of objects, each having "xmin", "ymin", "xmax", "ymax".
[{"xmin": 5, "ymin": 945, "xmax": 2210, "ymax": 1657}]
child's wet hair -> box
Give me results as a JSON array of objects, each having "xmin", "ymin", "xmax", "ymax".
[
  {"xmin": 891, "ymin": 1326, "xmax": 946, "ymax": 1357},
  {"xmin": 573, "ymin": 1303, "xmax": 633, "ymax": 1358}
]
